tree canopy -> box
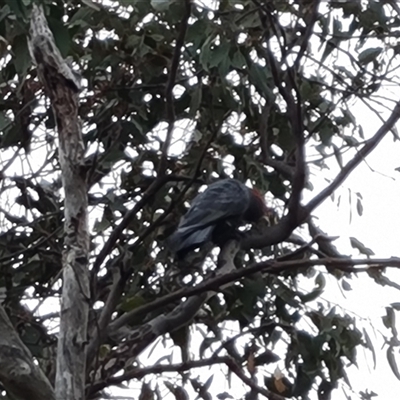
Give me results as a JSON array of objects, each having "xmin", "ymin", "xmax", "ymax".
[{"xmin": 0, "ymin": 0, "xmax": 399, "ymax": 399}]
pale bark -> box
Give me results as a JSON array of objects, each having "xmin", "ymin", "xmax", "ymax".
[
  {"xmin": 28, "ymin": 5, "xmax": 89, "ymax": 400},
  {"xmin": 0, "ymin": 306, "xmax": 55, "ymax": 400}
]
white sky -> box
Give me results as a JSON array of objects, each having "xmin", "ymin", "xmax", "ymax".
[{"xmin": 303, "ymin": 101, "xmax": 400, "ymax": 399}]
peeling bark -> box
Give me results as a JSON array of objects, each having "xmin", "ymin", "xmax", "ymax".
[{"xmin": 28, "ymin": 5, "xmax": 89, "ymax": 400}]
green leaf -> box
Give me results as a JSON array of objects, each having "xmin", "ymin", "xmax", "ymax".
[
  {"xmin": 82, "ymin": 0, "xmax": 101, "ymax": 11},
  {"xmin": 139, "ymin": 382, "xmax": 154, "ymax": 400},
  {"xmin": 93, "ymin": 215, "xmax": 111, "ymax": 233},
  {"xmin": 189, "ymin": 85, "xmax": 202, "ymax": 117},
  {"xmin": 203, "ymin": 374, "xmax": 214, "ymax": 391},
  {"xmin": 387, "ymin": 346, "xmax": 400, "ymax": 380},
  {"xmin": 391, "ymin": 303, "xmax": 400, "ymax": 311},
  {"xmin": 248, "ymin": 63, "xmax": 274, "ymax": 101},
  {"xmin": 343, "ymin": 135, "xmax": 358, "ymax": 146},
  {"xmin": 321, "ymin": 38, "xmax": 340, "ymax": 63},
  {"xmin": 47, "ymin": 18, "xmax": 71, "ymax": 58},
  {"xmin": 341, "ymin": 280, "xmax": 352, "ymax": 291},
  {"xmin": 300, "ymin": 273, "xmax": 326, "ymax": 303},
  {"xmin": 151, "ymin": 0, "xmax": 174, "ymax": 12},
  {"xmin": 0, "ymin": 112, "xmax": 10, "ymax": 132},
  {"xmin": 69, "ymin": 7, "xmax": 95, "ymax": 27},
  {"xmin": 237, "ymin": 10, "xmax": 260, "ymax": 28},
  {"xmin": 5, "ymin": 0, "xmax": 26, "ymax": 19},
  {"xmin": 119, "ymin": 295, "xmax": 146, "ymax": 312},
  {"xmin": 349, "ymin": 237, "xmax": 375, "ymax": 256},
  {"xmin": 217, "ymin": 393, "xmax": 233, "ymax": 400},
  {"xmin": 209, "ymin": 42, "xmax": 231, "ymax": 70},
  {"xmin": 363, "ymin": 328, "xmax": 376, "ymax": 369},
  {"xmin": 382, "ymin": 307, "xmax": 397, "ymax": 336},
  {"xmin": 199, "ymin": 34, "xmax": 215, "ymax": 72},
  {"xmin": 358, "ymin": 47, "xmax": 382, "ymax": 65},
  {"xmin": 319, "ymin": 123, "xmax": 334, "ymax": 145},
  {"xmin": 255, "ymin": 350, "xmax": 280, "ymax": 365},
  {"xmin": 199, "ymin": 336, "xmax": 219, "ymax": 358},
  {"xmin": 333, "ymin": 144, "xmax": 343, "ymax": 169},
  {"xmin": 165, "ymin": 382, "xmax": 189, "ymax": 400},
  {"xmin": 356, "ymin": 197, "xmax": 363, "ymax": 216},
  {"xmin": 1, "ymin": 123, "xmax": 22, "ymax": 148},
  {"xmin": 231, "ymin": 50, "xmax": 246, "ymax": 69},
  {"xmin": 13, "ymin": 35, "xmax": 31, "ymax": 76}
]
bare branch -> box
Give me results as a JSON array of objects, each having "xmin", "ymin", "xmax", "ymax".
[
  {"xmin": 29, "ymin": 5, "xmax": 89, "ymax": 400},
  {"xmin": 88, "ymin": 357, "xmax": 230, "ymax": 395}
]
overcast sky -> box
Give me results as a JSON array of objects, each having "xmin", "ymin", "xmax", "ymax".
[{"xmin": 305, "ymin": 98, "xmax": 400, "ymax": 398}]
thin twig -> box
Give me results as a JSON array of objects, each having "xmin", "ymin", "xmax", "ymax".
[
  {"xmin": 87, "ymin": 357, "xmax": 230, "ymax": 395},
  {"xmin": 305, "ymin": 100, "xmax": 400, "ymax": 214},
  {"xmin": 157, "ymin": 0, "xmax": 191, "ymax": 176},
  {"xmin": 293, "ymin": 1, "xmax": 321, "ymax": 71}
]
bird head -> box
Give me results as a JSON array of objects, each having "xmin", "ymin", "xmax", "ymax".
[
  {"xmin": 251, "ymin": 188, "xmax": 269, "ymax": 210},
  {"xmin": 244, "ymin": 188, "xmax": 270, "ymax": 222}
]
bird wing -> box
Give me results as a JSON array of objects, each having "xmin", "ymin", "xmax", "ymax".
[
  {"xmin": 168, "ymin": 179, "xmax": 251, "ymax": 255},
  {"xmin": 178, "ymin": 179, "xmax": 250, "ymax": 231}
]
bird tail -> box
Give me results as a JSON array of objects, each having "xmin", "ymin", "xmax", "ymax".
[{"xmin": 167, "ymin": 225, "xmax": 214, "ymax": 257}]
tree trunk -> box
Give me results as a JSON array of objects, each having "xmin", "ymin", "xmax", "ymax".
[{"xmin": 28, "ymin": 5, "xmax": 89, "ymax": 400}]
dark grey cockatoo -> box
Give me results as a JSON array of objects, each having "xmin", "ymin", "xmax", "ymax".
[{"xmin": 168, "ymin": 179, "xmax": 268, "ymax": 258}]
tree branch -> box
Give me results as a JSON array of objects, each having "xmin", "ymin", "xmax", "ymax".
[
  {"xmin": 98, "ymin": 248, "xmax": 386, "ymax": 392},
  {"xmin": 0, "ymin": 305, "xmax": 55, "ymax": 400},
  {"xmin": 90, "ymin": 175, "xmax": 169, "ymax": 285},
  {"xmin": 86, "ymin": 241, "xmax": 242, "ymax": 397},
  {"xmin": 86, "ymin": 267, "xmax": 124, "ymax": 373},
  {"xmin": 255, "ymin": 9, "xmax": 307, "ymax": 246},
  {"xmin": 293, "ymin": 1, "xmax": 321, "ymax": 71},
  {"xmin": 157, "ymin": 0, "xmax": 191, "ymax": 176},
  {"xmin": 226, "ymin": 358, "xmax": 285, "ymax": 400},
  {"xmin": 94, "ymin": 293, "xmax": 208, "ymax": 391},
  {"xmin": 88, "ymin": 356, "xmax": 230, "ymax": 396},
  {"xmin": 110, "ymin": 240, "xmax": 239, "ymax": 333},
  {"xmin": 304, "ymin": 100, "xmax": 400, "ymax": 214},
  {"xmin": 109, "ymin": 253, "xmax": 400, "ymax": 335},
  {"xmin": 243, "ymin": 99, "xmax": 400, "ymax": 250}
]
